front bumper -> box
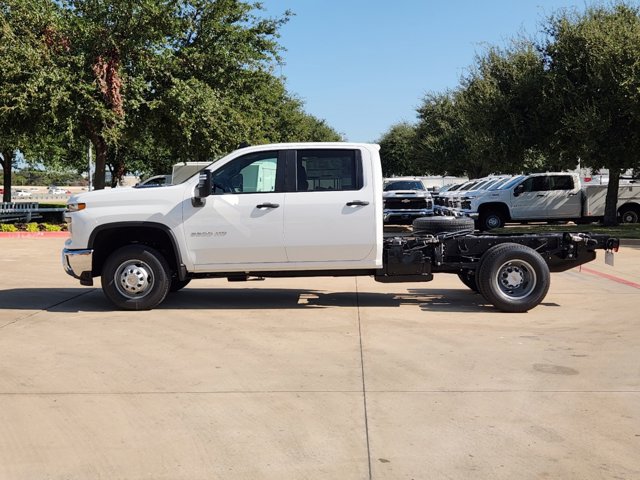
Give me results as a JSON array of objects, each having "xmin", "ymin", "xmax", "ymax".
[
  {"xmin": 384, "ymin": 209, "xmax": 434, "ymax": 224},
  {"xmin": 62, "ymin": 248, "xmax": 94, "ymax": 286}
]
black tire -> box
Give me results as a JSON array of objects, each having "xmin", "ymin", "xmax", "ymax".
[
  {"xmin": 476, "ymin": 243, "xmax": 550, "ymax": 313},
  {"xmin": 170, "ymin": 277, "xmax": 191, "ymax": 292},
  {"xmin": 619, "ymin": 206, "xmax": 639, "ymax": 224},
  {"xmin": 413, "ymin": 216, "xmax": 475, "ymax": 234},
  {"xmin": 458, "ymin": 270, "xmax": 479, "ymax": 292},
  {"xmin": 478, "ymin": 209, "xmax": 505, "ymax": 231},
  {"xmin": 101, "ymin": 245, "xmax": 171, "ymax": 310}
]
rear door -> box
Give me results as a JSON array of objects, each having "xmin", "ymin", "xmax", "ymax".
[{"xmin": 283, "ymin": 148, "xmax": 377, "ymax": 263}]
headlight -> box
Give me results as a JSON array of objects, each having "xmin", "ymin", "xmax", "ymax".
[{"xmin": 66, "ymin": 202, "xmax": 86, "ymax": 212}]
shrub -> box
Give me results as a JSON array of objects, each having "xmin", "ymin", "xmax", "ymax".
[
  {"xmin": 0, "ymin": 223, "xmax": 18, "ymax": 232},
  {"xmin": 42, "ymin": 223, "xmax": 63, "ymax": 232}
]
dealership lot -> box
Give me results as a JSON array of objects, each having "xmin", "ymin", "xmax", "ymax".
[{"xmin": 0, "ymin": 237, "xmax": 638, "ymax": 479}]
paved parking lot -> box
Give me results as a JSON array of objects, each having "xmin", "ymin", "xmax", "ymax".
[{"xmin": 0, "ymin": 238, "xmax": 639, "ymax": 479}]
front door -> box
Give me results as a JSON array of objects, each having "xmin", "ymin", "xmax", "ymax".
[{"xmin": 183, "ymin": 150, "xmax": 287, "ymax": 267}]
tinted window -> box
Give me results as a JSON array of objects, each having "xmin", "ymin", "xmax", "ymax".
[
  {"xmin": 520, "ymin": 176, "xmax": 548, "ymax": 192},
  {"xmin": 549, "ymin": 175, "xmax": 574, "ymax": 190},
  {"xmin": 297, "ymin": 150, "xmax": 360, "ymax": 191},
  {"xmin": 212, "ymin": 152, "xmax": 278, "ymax": 194}
]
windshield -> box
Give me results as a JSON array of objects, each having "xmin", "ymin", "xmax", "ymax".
[
  {"xmin": 499, "ymin": 175, "xmax": 526, "ymax": 190},
  {"xmin": 487, "ymin": 177, "xmax": 511, "ymax": 190},
  {"xmin": 384, "ymin": 180, "xmax": 425, "ymax": 191}
]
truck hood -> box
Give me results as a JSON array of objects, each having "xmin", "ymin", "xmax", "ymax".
[
  {"xmin": 69, "ymin": 184, "xmax": 189, "ymax": 208},
  {"xmin": 382, "ymin": 190, "xmax": 431, "ymax": 198}
]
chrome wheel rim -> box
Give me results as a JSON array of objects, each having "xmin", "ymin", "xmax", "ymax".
[
  {"xmin": 493, "ymin": 259, "xmax": 536, "ymax": 300},
  {"xmin": 486, "ymin": 215, "xmax": 501, "ymax": 229},
  {"xmin": 622, "ymin": 211, "xmax": 638, "ymax": 223},
  {"xmin": 114, "ymin": 259, "xmax": 154, "ymax": 299}
]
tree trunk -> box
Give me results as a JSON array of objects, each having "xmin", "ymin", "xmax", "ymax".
[
  {"xmin": 1, "ymin": 150, "xmax": 12, "ymax": 203},
  {"xmin": 603, "ymin": 168, "xmax": 621, "ymax": 226},
  {"xmin": 87, "ymin": 133, "xmax": 108, "ymax": 190}
]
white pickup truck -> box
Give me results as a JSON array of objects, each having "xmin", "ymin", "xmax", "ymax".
[
  {"xmin": 62, "ymin": 143, "xmax": 618, "ymax": 313},
  {"xmin": 451, "ymin": 172, "xmax": 640, "ymax": 230}
]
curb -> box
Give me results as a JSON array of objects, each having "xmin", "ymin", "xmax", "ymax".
[
  {"xmin": 0, "ymin": 231, "xmax": 69, "ymax": 239},
  {"xmin": 621, "ymin": 238, "xmax": 640, "ymax": 247}
]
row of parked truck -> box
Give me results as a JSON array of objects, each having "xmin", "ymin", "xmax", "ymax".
[{"xmin": 384, "ymin": 172, "xmax": 640, "ymax": 230}]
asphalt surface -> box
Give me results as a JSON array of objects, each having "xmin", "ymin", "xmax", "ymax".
[{"xmin": 0, "ymin": 238, "xmax": 639, "ymax": 479}]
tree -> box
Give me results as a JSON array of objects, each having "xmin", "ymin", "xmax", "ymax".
[
  {"xmin": 414, "ymin": 92, "xmax": 471, "ymax": 177},
  {"xmin": 543, "ymin": 2, "xmax": 640, "ymax": 225},
  {"xmin": 378, "ymin": 122, "xmax": 418, "ymax": 176},
  {"xmin": 456, "ymin": 43, "xmax": 555, "ymax": 176},
  {"xmin": 414, "ymin": 43, "xmax": 551, "ymax": 180},
  {"xmin": 45, "ymin": 0, "xmax": 301, "ymax": 188},
  {"xmin": 0, "ymin": 0, "xmax": 67, "ymax": 201}
]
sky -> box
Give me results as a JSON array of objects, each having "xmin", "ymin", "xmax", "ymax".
[{"xmin": 259, "ymin": 0, "xmax": 590, "ymax": 142}]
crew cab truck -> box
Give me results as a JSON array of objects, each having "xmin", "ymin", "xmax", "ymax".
[
  {"xmin": 62, "ymin": 143, "xmax": 618, "ymax": 313},
  {"xmin": 458, "ymin": 172, "xmax": 640, "ymax": 231}
]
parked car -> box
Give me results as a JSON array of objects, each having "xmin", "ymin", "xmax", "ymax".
[
  {"xmin": 48, "ymin": 187, "xmax": 68, "ymax": 195},
  {"xmin": 13, "ymin": 189, "xmax": 32, "ymax": 198}
]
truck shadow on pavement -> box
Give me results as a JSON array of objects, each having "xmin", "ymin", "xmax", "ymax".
[{"xmin": 0, "ymin": 286, "xmax": 558, "ymax": 313}]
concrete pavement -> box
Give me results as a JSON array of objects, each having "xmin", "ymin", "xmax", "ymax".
[{"xmin": 0, "ymin": 238, "xmax": 638, "ymax": 479}]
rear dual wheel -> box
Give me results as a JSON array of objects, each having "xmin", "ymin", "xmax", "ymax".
[{"xmin": 476, "ymin": 243, "xmax": 550, "ymax": 313}]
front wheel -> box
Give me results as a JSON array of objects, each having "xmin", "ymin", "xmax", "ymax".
[
  {"xmin": 476, "ymin": 243, "xmax": 550, "ymax": 313},
  {"xmin": 101, "ymin": 245, "xmax": 171, "ymax": 310},
  {"xmin": 478, "ymin": 210, "xmax": 505, "ymax": 230}
]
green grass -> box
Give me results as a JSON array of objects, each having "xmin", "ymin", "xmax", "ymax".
[{"xmin": 493, "ymin": 223, "xmax": 640, "ymax": 239}]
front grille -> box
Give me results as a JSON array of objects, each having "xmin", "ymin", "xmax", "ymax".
[{"xmin": 384, "ymin": 198, "xmax": 429, "ymax": 210}]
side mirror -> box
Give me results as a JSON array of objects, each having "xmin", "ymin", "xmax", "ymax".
[
  {"xmin": 195, "ymin": 170, "xmax": 212, "ymax": 199},
  {"xmin": 193, "ymin": 170, "xmax": 212, "ymax": 207},
  {"xmin": 513, "ymin": 184, "xmax": 524, "ymax": 197}
]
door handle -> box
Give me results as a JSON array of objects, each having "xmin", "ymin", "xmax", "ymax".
[
  {"xmin": 346, "ymin": 201, "xmax": 369, "ymax": 206},
  {"xmin": 536, "ymin": 194, "xmax": 546, "ymax": 197},
  {"xmin": 256, "ymin": 203, "xmax": 280, "ymax": 209}
]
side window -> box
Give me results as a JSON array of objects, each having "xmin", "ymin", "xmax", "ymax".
[
  {"xmin": 296, "ymin": 149, "xmax": 361, "ymax": 192},
  {"xmin": 520, "ymin": 176, "xmax": 548, "ymax": 192},
  {"xmin": 548, "ymin": 175, "xmax": 574, "ymax": 191},
  {"xmin": 212, "ymin": 152, "xmax": 278, "ymax": 194}
]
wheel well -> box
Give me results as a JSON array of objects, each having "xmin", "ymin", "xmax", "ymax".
[
  {"xmin": 618, "ymin": 202, "xmax": 640, "ymax": 215},
  {"xmin": 478, "ymin": 203, "xmax": 510, "ymax": 220},
  {"xmin": 90, "ymin": 225, "xmax": 180, "ymax": 277}
]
